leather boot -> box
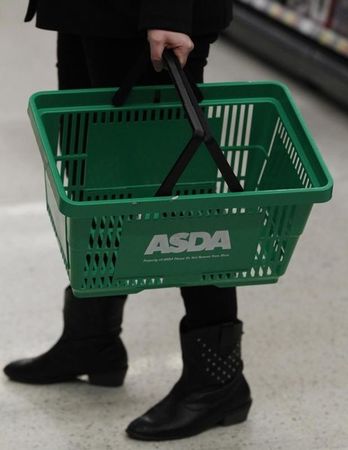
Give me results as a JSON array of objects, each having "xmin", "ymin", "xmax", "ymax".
[
  {"xmin": 3, "ymin": 287, "xmax": 128, "ymax": 386},
  {"xmin": 126, "ymin": 317, "xmax": 252, "ymax": 441}
]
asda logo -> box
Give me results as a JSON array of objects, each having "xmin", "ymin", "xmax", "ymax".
[{"xmin": 144, "ymin": 231, "xmax": 231, "ymax": 255}]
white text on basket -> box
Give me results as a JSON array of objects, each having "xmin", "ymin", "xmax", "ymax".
[{"xmin": 144, "ymin": 231, "xmax": 231, "ymax": 255}]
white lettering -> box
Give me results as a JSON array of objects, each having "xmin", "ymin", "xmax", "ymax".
[
  {"xmin": 144, "ymin": 234, "xmax": 170, "ymax": 255},
  {"xmin": 187, "ymin": 232, "xmax": 211, "ymax": 252},
  {"xmin": 206, "ymin": 230, "xmax": 231, "ymax": 251},
  {"xmin": 144, "ymin": 230, "xmax": 231, "ymax": 255},
  {"xmin": 169, "ymin": 232, "xmax": 189, "ymax": 253}
]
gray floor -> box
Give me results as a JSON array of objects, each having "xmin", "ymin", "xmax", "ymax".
[{"xmin": 1, "ymin": 2, "xmax": 348, "ymax": 450}]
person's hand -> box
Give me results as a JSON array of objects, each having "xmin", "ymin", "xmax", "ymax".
[{"xmin": 147, "ymin": 29, "xmax": 194, "ymax": 72}]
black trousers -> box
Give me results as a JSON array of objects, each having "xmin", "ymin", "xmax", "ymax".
[{"xmin": 57, "ymin": 33, "xmax": 238, "ymax": 327}]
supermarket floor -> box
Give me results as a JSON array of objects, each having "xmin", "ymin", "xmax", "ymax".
[{"xmin": 1, "ymin": 4, "xmax": 348, "ymax": 450}]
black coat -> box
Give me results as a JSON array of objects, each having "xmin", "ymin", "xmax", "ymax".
[{"xmin": 25, "ymin": 0, "xmax": 233, "ymax": 38}]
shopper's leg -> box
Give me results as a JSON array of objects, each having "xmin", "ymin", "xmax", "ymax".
[
  {"xmin": 126, "ymin": 36, "xmax": 251, "ymax": 441},
  {"xmin": 184, "ymin": 34, "xmax": 239, "ymax": 332},
  {"xmin": 180, "ymin": 285, "xmax": 238, "ymax": 329},
  {"xmin": 3, "ymin": 33, "xmax": 130, "ymax": 386},
  {"xmin": 57, "ymin": 32, "xmax": 92, "ymax": 89}
]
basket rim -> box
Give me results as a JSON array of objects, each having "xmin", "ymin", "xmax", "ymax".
[{"xmin": 28, "ymin": 80, "xmax": 334, "ymax": 217}]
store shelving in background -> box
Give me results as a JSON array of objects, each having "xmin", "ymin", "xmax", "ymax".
[{"xmin": 225, "ymin": 0, "xmax": 348, "ymax": 109}]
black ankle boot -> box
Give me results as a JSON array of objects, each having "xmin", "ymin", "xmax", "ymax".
[
  {"xmin": 3, "ymin": 287, "xmax": 128, "ymax": 386},
  {"xmin": 126, "ymin": 317, "xmax": 252, "ymax": 441}
]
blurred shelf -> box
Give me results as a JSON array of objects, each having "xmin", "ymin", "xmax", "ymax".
[
  {"xmin": 237, "ymin": 0, "xmax": 348, "ymax": 58},
  {"xmin": 225, "ymin": 0, "xmax": 348, "ymax": 109}
]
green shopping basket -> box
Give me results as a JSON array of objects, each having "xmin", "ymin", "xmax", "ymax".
[{"xmin": 28, "ymin": 50, "xmax": 333, "ymax": 298}]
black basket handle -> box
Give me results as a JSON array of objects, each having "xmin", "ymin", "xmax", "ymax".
[{"xmin": 113, "ymin": 47, "xmax": 243, "ymax": 196}]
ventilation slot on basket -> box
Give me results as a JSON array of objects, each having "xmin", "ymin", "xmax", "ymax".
[
  {"xmin": 84, "ymin": 191, "xmax": 133, "ymax": 202},
  {"xmin": 256, "ymin": 118, "xmax": 313, "ymax": 191},
  {"xmin": 90, "ymin": 107, "xmax": 184, "ymax": 125},
  {"xmin": 81, "ymin": 275, "xmax": 165, "ymax": 291},
  {"xmin": 124, "ymin": 207, "xmax": 254, "ymax": 222},
  {"xmin": 84, "ymin": 215, "xmax": 124, "ymax": 287},
  {"xmin": 174, "ymin": 187, "xmax": 215, "ymax": 196},
  {"xmin": 209, "ymin": 104, "xmax": 255, "ymax": 193},
  {"xmin": 115, "ymin": 277, "xmax": 164, "ymax": 289},
  {"xmin": 202, "ymin": 272, "xmax": 233, "ymax": 281},
  {"xmin": 255, "ymin": 204, "xmax": 297, "ymax": 271},
  {"xmin": 56, "ymin": 112, "xmax": 89, "ymax": 200}
]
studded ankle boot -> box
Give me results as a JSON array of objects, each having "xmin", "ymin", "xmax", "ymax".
[
  {"xmin": 126, "ymin": 317, "xmax": 252, "ymax": 441},
  {"xmin": 3, "ymin": 287, "xmax": 128, "ymax": 386}
]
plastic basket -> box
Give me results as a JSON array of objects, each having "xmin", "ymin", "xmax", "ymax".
[{"xmin": 28, "ymin": 53, "xmax": 333, "ymax": 298}]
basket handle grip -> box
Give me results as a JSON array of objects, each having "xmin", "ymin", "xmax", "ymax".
[
  {"xmin": 113, "ymin": 48, "xmax": 243, "ymax": 196},
  {"xmin": 159, "ymin": 49, "xmax": 243, "ymax": 195}
]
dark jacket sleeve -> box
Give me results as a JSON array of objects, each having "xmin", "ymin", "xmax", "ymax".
[{"xmin": 139, "ymin": 0, "xmax": 194, "ymax": 34}]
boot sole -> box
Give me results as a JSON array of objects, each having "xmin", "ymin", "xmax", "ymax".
[
  {"xmin": 6, "ymin": 367, "xmax": 128, "ymax": 387},
  {"xmin": 126, "ymin": 399, "xmax": 252, "ymax": 441}
]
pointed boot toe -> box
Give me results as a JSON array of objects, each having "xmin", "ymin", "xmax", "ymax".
[
  {"xmin": 3, "ymin": 360, "xmax": 22, "ymax": 379},
  {"xmin": 4, "ymin": 358, "xmax": 38, "ymax": 382},
  {"xmin": 126, "ymin": 416, "xmax": 152, "ymax": 440},
  {"xmin": 3, "ymin": 355, "xmax": 77, "ymax": 384},
  {"xmin": 126, "ymin": 413, "xmax": 174, "ymax": 441}
]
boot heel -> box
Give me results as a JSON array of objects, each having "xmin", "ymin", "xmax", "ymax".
[
  {"xmin": 220, "ymin": 400, "xmax": 252, "ymax": 426},
  {"xmin": 88, "ymin": 367, "xmax": 127, "ymax": 387}
]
